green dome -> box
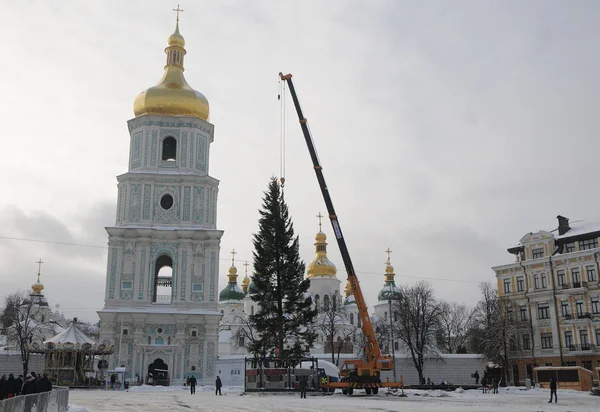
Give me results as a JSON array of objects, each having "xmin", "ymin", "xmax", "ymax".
[
  {"xmin": 219, "ymin": 283, "xmax": 246, "ymax": 302},
  {"xmin": 344, "ymin": 294, "xmax": 356, "ymax": 305},
  {"xmin": 378, "ymin": 281, "xmax": 402, "ymax": 302}
]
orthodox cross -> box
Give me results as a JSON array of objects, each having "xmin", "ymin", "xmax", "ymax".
[
  {"xmin": 36, "ymin": 258, "xmax": 44, "ymax": 281},
  {"xmin": 385, "ymin": 248, "xmax": 392, "ymax": 264},
  {"xmin": 173, "ymin": 5, "xmax": 184, "ymax": 22},
  {"xmin": 243, "ymin": 261, "xmax": 249, "ymax": 275},
  {"xmin": 230, "ymin": 249, "xmax": 237, "ymax": 266},
  {"xmin": 317, "ymin": 212, "xmax": 323, "ymax": 231}
]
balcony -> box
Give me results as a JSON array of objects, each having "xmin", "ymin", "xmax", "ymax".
[
  {"xmin": 566, "ymin": 344, "xmax": 598, "ymax": 352},
  {"xmin": 154, "ymin": 295, "xmax": 172, "ymax": 304},
  {"xmin": 576, "ymin": 312, "xmax": 591, "ymax": 320},
  {"xmin": 562, "ymin": 314, "xmax": 572, "ymax": 320}
]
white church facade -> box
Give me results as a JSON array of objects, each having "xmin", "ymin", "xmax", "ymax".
[{"xmin": 98, "ymin": 19, "xmax": 223, "ymax": 386}]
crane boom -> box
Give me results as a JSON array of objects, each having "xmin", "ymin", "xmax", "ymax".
[{"xmin": 279, "ymin": 73, "xmax": 381, "ymax": 362}]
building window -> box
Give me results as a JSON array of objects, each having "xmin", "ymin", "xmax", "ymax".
[
  {"xmin": 541, "ymin": 333, "xmax": 553, "ymax": 349},
  {"xmin": 323, "ymin": 294, "xmax": 330, "ymax": 311},
  {"xmin": 122, "ymin": 329, "xmax": 128, "ymax": 335},
  {"xmin": 251, "ymin": 306, "xmax": 254, "ymax": 316},
  {"xmin": 517, "ymin": 277, "xmax": 524, "ymax": 292},
  {"xmin": 541, "ymin": 273, "xmax": 548, "ymax": 289},
  {"xmin": 571, "ymin": 268, "xmax": 581, "ymax": 285},
  {"xmin": 506, "ymin": 306, "xmax": 514, "ymax": 321},
  {"xmin": 580, "ymin": 330, "xmax": 590, "ymax": 347},
  {"xmin": 167, "ymin": 337, "xmax": 171, "ymax": 345},
  {"xmin": 532, "ymin": 248, "xmax": 544, "ymax": 259},
  {"xmin": 162, "ymin": 136, "xmax": 177, "ymax": 161},
  {"xmin": 314, "ymin": 295, "xmax": 320, "ymax": 310},
  {"xmin": 564, "ymin": 331, "xmax": 573, "ymax": 348},
  {"xmin": 503, "ymin": 279, "xmax": 512, "ymax": 294},
  {"xmin": 239, "ymin": 337, "xmax": 245, "ymax": 347},
  {"xmin": 384, "ymin": 311, "xmax": 388, "ymax": 321},
  {"xmin": 349, "ymin": 313, "xmax": 354, "ymax": 325},
  {"xmin": 519, "ymin": 305, "xmax": 527, "ymax": 321},
  {"xmin": 193, "ymin": 284, "xmax": 202, "ymax": 292},
  {"xmin": 586, "ymin": 266, "xmax": 597, "ymax": 282},
  {"xmin": 394, "ymin": 341, "xmax": 399, "ymax": 351},
  {"xmin": 592, "ymin": 298, "xmax": 600, "ymax": 314},
  {"xmin": 579, "ymin": 238, "xmax": 598, "ymax": 251},
  {"xmin": 191, "ymin": 330, "xmax": 197, "ymax": 337},
  {"xmin": 557, "ymin": 270, "xmax": 566, "ymax": 286},
  {"xmin": 538, "ymin": 304, "xmax": 550, "ymax": 320},
  {"xmin": 523, "ymin": 334, "xmax": 530, "ymax": 350},
  {"xmin": 561, "ymin": 301, "xmax": 570, "ymax": 318},
  {"xmin": 122, "ymin": 281, "xmax": 132, "ymax": 290},
  {"xmin": 148, "ymin": 336, "xmax": 151, "ymax": 345},
  {"xmin": 595, "ymin": 329, "xmax": 600, "ymax": 346},
  {"xmin": 565, "ymin": 243, "xmax": 576, "ymax": 253},
  {"xmin": 576, "ymin": 300, "xmax": 584, "ymax": 317},
  {"xmin": 155, "ymin": 336, "xmax": 164, "ymax": 345},
  {"xmin": 582, "ymin": 360, "xmax": 592, "ymax": 370},
  {"xmin": 534, "ymin": 274, "xmax": 540, "ymax": 289},
  {"xmin": 394, "ymin": 312, "xmax": 398, "ymax": 322}
]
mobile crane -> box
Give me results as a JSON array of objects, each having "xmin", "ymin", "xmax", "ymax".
[{"xmin": 279, "ymin": 73, "xmax": 403, "ymax": 395}]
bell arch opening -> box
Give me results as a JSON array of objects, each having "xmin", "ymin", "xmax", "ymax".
[
  {"xmin": 162, "ymin": 136, "xmax": 177, "ymax": 161},
  {"xmin": 153, "ymin": 255, "xmax": 173, "ymax": 304}
]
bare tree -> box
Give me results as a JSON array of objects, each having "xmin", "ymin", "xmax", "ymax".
[
  {"xmin": 470, "ymin": 282, "xmax": 527, "ymax": 384},
  {"xmin": 436, "ymin": 301, "xmax": 475, "ymax": 353},
  {"xmin": 2, "ymin": 291, "xmax": 48, "ymax": 376},
  {"xmin": 393, "ymin": 281, "xmax": 443, "ymax": 384},
  {"xmin": 230, "ymin": 314, "xmax": 271, "ymax": 357},
  {"xmin": 354, "ymin": 317, "xmax": 389, "ymax": 361},
  {"xmin": 314, "ymin": 299, "xmax": 355, "ymax": 365}
]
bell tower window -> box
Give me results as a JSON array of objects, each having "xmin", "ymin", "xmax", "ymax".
[
  {"xmin": 162, "ymin": 136, "xmax": 177, "ymax": 161},
  {"xmin": 153, "ymin": 255, "xmax": 173, "ymax": 304}
]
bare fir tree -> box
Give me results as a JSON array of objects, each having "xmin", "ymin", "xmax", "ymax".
[
  {"xmin": 2, "ymin": 291, "xmax": 48, "ymax": 376},
  {"xmin": 436, "ymin": 301, "xmax": 475, "ymax": 353},
  {"xmin": 393, "ymin": 281, "xmax": 443, "ymax": 384}
]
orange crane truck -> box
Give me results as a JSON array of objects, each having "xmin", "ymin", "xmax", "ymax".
[{"xmin": 279, "ymin": 73, "xmax": 404, "ymax": 395}]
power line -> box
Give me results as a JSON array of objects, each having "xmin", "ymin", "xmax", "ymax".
[{"xmin": 0, "ymin": 235, "xmax": 482, "ymax": 284}]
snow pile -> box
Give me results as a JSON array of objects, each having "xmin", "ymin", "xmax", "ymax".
[
  {"xmin": 454, "ymin": 387, "xmax": 465, "ymax": 394},
  {"xmin": 129, "ymin": 384, "xmax": 183, "ymax": 392},
  {"xmin": 68, "ymin": 405, "xmax": 92, "ymax": 412}
]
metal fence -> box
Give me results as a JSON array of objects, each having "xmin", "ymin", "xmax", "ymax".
[{"xmin": 0, "ymin": 387, "xmax": 69, "ymax": 412}]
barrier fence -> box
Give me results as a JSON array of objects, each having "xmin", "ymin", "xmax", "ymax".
[{"xmin": 0, "ymin": 387, "xmax": 69, "ymax": 412}]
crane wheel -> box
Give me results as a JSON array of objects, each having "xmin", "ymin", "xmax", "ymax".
[
  {"xmin": 365, "ymin": 388, "xmax": 372, "ymax": 395},
  {"xmin": 342, "ymin": 389, "xmax": 347, "ymax": 395},
  {"xmin": 347, "ymin": 388, "xmax": 353, "ymax": 396},
  {"xmin": 372, "ymin": 387, "xmax": 379, "ymax": 394}
]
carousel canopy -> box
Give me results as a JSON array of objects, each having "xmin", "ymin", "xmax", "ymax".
[{"xmin": 45, "ymin": 322, "xmax": 95, "ymax": 345}]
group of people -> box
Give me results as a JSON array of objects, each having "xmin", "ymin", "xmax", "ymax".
[
  {"xmin": 473, "ymin": 370, "xmax": 499, "ymax": 394},
  {"xmin": 0, "ymin": 372, "xmax": 52, "ymax": 400},
  {"xmin": 184, "ymin": 375, "xmax": 222, "ymax": 396}
]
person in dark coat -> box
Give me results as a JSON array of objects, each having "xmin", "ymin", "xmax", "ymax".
[
  {"xmin": 549, "ymin": 377, "xmax": 557, "ymax": 403},
  {"xmin": 15, "ymin": 375, "xmax": 23, "ymax": 396},
  {"xmin": 37, "ymin": 373, "xmax": 52, "ymax": 393},
  {"xmin": 4, "ymin": 374, "xmax": 17, "ymax": 398},
  {"xmin": 0, "ymin": 374, "xmax": 6, "ymax": 400},
  {"xmin": 300, "ymin": 376, "xmax": 308, "ymax": 398},
  {"xmin": 22, "ymin": 374, "xmax": 37, "ymax": 395},
  {"xmin": 473, "ymin": 370, "xmax": 480, "ymax": 385},
  {"xmin": 189, "ymin": 376, "xmax": 197, "ymax": 395},
  {"xmin": 215, "ymin": 376, "xmax": 222, "ymax": 395}
]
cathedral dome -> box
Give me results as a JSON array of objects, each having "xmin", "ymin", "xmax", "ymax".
[
  {"xmin": 133, "ymin": 22, "xmax": 210, "ymax": 121},
  {"xmin": 219, "ymin": 264, "xmax": 246, "ymax": 302},
  {"xmin": 307, "ymin": 231, "xmax": 337, "ymax": 278},
  {"xmin": 377, "ymin": 255, "xmax": 402, "ymax": 301}
]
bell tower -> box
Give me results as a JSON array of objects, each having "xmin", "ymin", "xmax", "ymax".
[{"xmin": 98, "ymin": 13, "xmax": 223, "ymax": 386}]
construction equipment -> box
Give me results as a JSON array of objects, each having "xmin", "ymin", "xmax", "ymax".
[{"xmin": 279, "ymin": 73, "xmax": 403, "ymax": 395}]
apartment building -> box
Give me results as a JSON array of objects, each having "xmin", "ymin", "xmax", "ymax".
[{"xmin": 492, "ymin": 215, "xmax": 600, "ymax": 384}]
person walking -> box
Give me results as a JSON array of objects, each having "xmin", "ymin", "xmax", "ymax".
[
  {"xmin": 4, "ymin": 374, "xmax": 17, "ymax": 398},
  {"xmin": 492, "ymin": 378, "xmax": 498, "ymax": 394},
  {"xmin": 15, "ymin": 375, "xmax": 23, "ymax": 396},
  {"xmin": 473, "ymin": 371, "xmax": 480, "ymax": 385},
  {"xmin": 215, "ymin": 375, "xmax": 222, "ymax": 396},
  {"xmin": 0, "ymin": 374, "xmax": 6, "ymax": 400},
  {"xmin": 548, "ymin": 377, "xmax": 557, "ymax": 403},
  {"xmin": 189, "ymin": 375, "xmax": 197, "ymax": 395},
  {"xmin": 300, "ymin": 376, "xmax": 308, "ymax": 398}
]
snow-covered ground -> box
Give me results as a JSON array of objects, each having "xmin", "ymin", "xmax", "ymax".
[{"xmin": 68, "ymin": 385, "xmax": 599, "ymax": 411}]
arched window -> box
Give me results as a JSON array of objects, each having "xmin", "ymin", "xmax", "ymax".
[
  {"xmin": 153, "ymin": 255, "xmax": 173, "ymax": 304},
  {"xmin": 162, "ymin": 136, "xmax": 177, "ymax": 161},
  {"xmin": 350, "ymin": 313, "xmax": 354, "ymax": 325},
  {"xmin": 314, "ymin": 295, "xmax": 320, "ymax": 311},
  {"xmin": 122, "ymin": 329, "xmax": 128, "ymax": 335},
  {"xmin": 147, "ymin": 336, "xmax": 151, "ymax": 345},
  {"xmin": 324, "ymin": 294, "xmax": 330, "ymax": 311},
  {"xmin": 191, "ymin": 366, "xmax": 196, "ymax": 371},
  {"xmin": 155, "ymin": 336, "xmax": 164, "ymax": 345},
  {"xmin": 251, "ymin": 306, "xmax": 254, "ymax": 315},
  {"xmin": 167, "ymin": 337, "xmax": 171, "ymax": 345},
  {"xmin": 191, "ymin": 330, "xmax": 197, "ymax": 337},
  {"xmin": 385, "ymin": 311, "xmax": 388, "ymax": 321}
]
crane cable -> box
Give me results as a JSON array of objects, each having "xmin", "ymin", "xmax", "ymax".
[{"xmin": 278, "ymin": 77, "xmax": 286, "ymax": 188}]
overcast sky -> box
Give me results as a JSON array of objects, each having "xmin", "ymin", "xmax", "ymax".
[{"xmin": 1, "ymin": 1, "xmax": 599, "ymax": 323}]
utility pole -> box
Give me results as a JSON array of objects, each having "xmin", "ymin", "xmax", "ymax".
[{"xmin": 388, "ymin": 292, "xmax": 397, "ymax": 382}]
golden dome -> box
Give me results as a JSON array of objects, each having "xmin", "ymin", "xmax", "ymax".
[
  {"xmin": 307, "ymin": 230, "xmax": 337, "ymax": 278},
  {"xmin": 344, "ymin": 281, "xmax": 352, "ymax": 297},
  {"xmin": 133, "ymin": 21, "xmax": 210, "ymax": 121},
  {"xmin": 31, "ymin": 272, "xmax": 44, "ymax": 295}
]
